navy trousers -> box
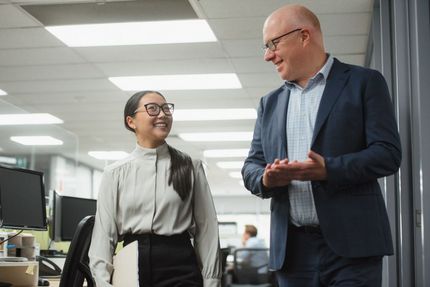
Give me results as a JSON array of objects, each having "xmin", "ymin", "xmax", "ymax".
[{"xmin": 275, "ymin": 225, "xmax": 383, "ymax": 287}]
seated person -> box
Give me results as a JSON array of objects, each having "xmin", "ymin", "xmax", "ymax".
[
  {"xmin": 241, "ymin": 225, "xmax": 266, "ymax": 249},
  {"xmin": 237, "ymin": 225, "xmax": 268, "ymax": 270}
]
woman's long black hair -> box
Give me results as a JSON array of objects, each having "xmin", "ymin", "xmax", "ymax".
[{"xmin": 124, "ymin": 91, "xmax": 193, "ymax": 200}]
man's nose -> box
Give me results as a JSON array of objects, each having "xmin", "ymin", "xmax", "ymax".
[{"xmin": 264, "ymin": 48, "xmax": 275, "ymax": 61}]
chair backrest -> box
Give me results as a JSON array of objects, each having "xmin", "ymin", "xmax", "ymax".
[
  {"xmin": 233, "ymin": 248, "xmax": 270, "ymax": 284},
  {"xmin": 59, "ymin": 215, "xmax": 95, "ymax": 287}
]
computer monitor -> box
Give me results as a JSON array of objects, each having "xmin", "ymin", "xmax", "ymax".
[
  {"xmin": 0, "ymin": 165, "xmax": 47, "ymax": 230},
  {"xmin": 50, "ymin": 190, "xmax": 96, "ymax": 241}
]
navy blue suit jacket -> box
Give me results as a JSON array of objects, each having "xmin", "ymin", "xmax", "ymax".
[{"xmin": 242, "ymin": 58, "xmax": 402, "ymax": 270}]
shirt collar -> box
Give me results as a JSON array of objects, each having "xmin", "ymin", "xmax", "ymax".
[
  {"xmin": 284, "ymin": 54, "xmax": 334, "ymax": 89},
  {"xmin": 318, "ymin": 54, "xmax": 334, "ymax": 81}
]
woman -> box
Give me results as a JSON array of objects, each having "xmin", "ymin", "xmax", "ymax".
[{"xmin": 89, "ymin": 91, "xmax": 221, "ymax": 287}]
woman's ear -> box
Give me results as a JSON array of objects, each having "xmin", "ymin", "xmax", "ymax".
[{"xmin": 126, "ymin": 116, "xmax": 136, "ymax": 130}]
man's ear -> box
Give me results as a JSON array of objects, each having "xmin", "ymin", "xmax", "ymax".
[{"xmin": 301, "ymin": 29, "xmax": 311, "ymax": 46}]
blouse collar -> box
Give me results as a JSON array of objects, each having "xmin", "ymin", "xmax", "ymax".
[{"xmin": 132, "ymin": 142, "xmax": 169, "ymax": 159}]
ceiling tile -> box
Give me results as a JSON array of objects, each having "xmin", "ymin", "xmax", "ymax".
[
  {"xmin": 0, "ymin": 27, "xmax": 64, "ymax": 48},
  {"xmin": 0, "ymin": 4, "xmax": 40, "ymax": 28},
  {"xmin": 0, "ymin": 64, "xmax": 104, "ymax": 81},
  {"xmin": 0, "ymin": 47, "xmax": 86, "ymax": 66}
]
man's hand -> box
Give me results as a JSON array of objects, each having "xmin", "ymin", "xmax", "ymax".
[
  {"xmin": 262, "ymin": 158, "xmax": 292, "ymax": 188},
  {"xmin": 262, "ymin": 151, "xmax": 327, "ymax": 189},
  {"xmin": 281, "ymin": 150, "xmax": 327, "ymax": 181}
]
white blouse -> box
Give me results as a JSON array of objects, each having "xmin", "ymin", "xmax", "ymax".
[{"xmin": 88, "ymin": 143, "xmax": 221, "ymax": 287}]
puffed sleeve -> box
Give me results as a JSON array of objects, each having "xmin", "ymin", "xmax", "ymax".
[
  {"xmin": 192, "ymin": 160, "xmax": 222, "ymax": 287},
  {"xmin": 88, "ymin": 168, "xmax": 118, "ymax": 287}
]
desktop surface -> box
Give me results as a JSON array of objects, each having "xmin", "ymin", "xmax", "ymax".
[{"xmin": 0, "ymin": 260, "xmax": 38, "ymax": 286}]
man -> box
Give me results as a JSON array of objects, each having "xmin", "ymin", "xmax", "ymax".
[
  {"xmin": 242, "ymin": 4, "xmax": 401, "ymax": 287},
  {"xmin": 239, "ymin": 225, "xmax": 268, "ymax": 267},
  {"xmin": 241, "ymin": 225, "xmax": 265, "ymax": 249}
]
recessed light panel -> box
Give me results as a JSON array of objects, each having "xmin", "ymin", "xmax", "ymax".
[
  {"xmin": 0, "ymin": 114, "xmax": 63, "ymax": 125},
  {"xmin": 109, "ymin": 73, "xmax": 241, "ymax": 91},
  {"xmin": 203, "ymin": 149, "xmax": 250, "ymax": 158},
  {"xmin": 10, "ymin": 136, "xmax": 63, "ymax": 146},
  {"xmin": 216, "ymin": 161, "xmax": 245, "ymax": 169},
  {"xmin": 179, "ymin": 132, "xmax": 253, "ymax": 142},
  {"xmin": 46, "ymin": 20, "xmax": 216, "ymax": 47},
  {"xmin": 88, "ymin": 151, "xmax": 129, "ymax": 160},
  {"xmin": 174, "ymin": 109, "xmax": 256, "ymax": 121}
]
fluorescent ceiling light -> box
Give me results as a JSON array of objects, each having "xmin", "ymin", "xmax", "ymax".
[
  {"xmin": 203, "ymin": 149, "xmax": 249, "ymax": 158},
  {"xmin": 10, "ymin": 136, "xmax": 63, "ymax": 146},
  {"xmin": 179, "ymin": 132, "xmax": 253, "ymax": 142},
  {"xmin": 109, "ymin": 73, "xmax": 241, "ymax": 91},
  {"xmin": 88, "ymin": 151, "xmax": 129, "ymax": 160},
  {"xmin": 46, "ymin": 20, "xmax": 217, "ymax": 47},
  {"xmin": 0, "ymin": 89, "xmax": 7, "ymax": 96},
  {"xmin": 216, "ymin": 161, "xmax": 245, "ymax": 169},
  {"xmin": 174, "ymin": 108, "xmax": 256, "ymax": 121},
  {"xmin": 0, "ymin": 113, "xmax": 63, "ymax": 125},
  {"xmin": 228, "ymin": 171, "xmax": 242, "ymax": 179}
]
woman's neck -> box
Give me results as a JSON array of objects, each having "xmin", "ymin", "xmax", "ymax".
[{"xmin": 137, "ymin": 139, "xmax": 165, "ymax": 149}]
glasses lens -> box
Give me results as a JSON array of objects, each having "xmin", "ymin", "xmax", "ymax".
[
  {"xmin": 262, "ymin": 41, "xmax": 275, "ymax": 52},
  {"xmin": 145, "ymin": 104, "xmax": 160, "ymax": 116},
  {"xmin": 162, "ymin": 104, "xmax": 174, "ymax": 115},
  {"xmin": 268, "ymin": 41, "xmax": 277, "ymax": 51}
]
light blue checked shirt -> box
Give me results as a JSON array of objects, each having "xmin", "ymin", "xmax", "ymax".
[{"xmin": 285, "ymin": 54, "xmax": 334, "ymax": 226}]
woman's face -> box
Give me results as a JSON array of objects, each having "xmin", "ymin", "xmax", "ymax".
[{"xmin": 127, "ymin": 92, "xmax": 173, "ymax": 148}]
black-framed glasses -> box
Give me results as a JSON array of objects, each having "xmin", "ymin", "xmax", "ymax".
[
  {"xmin": 134, "ymin": 103, "xmax": 174, "ymax": 116},
  {"xmin": 262, "ymin": 28, "xmax": 302, "ymax": 52}
]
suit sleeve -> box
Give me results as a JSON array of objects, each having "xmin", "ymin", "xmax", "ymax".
[
  {"xmin": 242, "ymin": 97, "xmax": 285, "ymax": 198},
  {"xmin": 324, "ymin": 69, "xmax": 402, "ymax": 186}
]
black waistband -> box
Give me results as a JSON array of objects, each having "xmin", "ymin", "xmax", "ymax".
[
  {"xmin": 123, "ymin": 232, "xmax": 190, "ymax": 247},
  {"xmin": 288, "ymin": 224, "xmax": 321, "ymax": 234}
]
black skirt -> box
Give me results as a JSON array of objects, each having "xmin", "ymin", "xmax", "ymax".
[{"xmin": 123, "ymin": 232, "xmax": 203, "ymax": 287}]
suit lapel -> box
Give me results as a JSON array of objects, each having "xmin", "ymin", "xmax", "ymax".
[
  {"xmin": 311, "ymin": 59, "xmax": 350, "ymax": 146},
  {"xmin": 274, "ymin": 86, "xmax": 290, "ymax": 159}
]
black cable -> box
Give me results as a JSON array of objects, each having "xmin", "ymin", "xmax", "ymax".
[{"xmin": 0, "ymin": 229, "xmax": 24, "ymax": 245}]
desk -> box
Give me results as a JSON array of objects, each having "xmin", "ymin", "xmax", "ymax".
[
  {"xmin": 0, "ymin": 261, "xmax": 38, "ymax": 286},
  {"xmin": 43, "ymin": 278, "xmax": 60, "ymax": 287},
  {"xmin": 41, "ymin": 277, "xmax": 60, "ymax": 287},
  {"xmin": 43, "ymin": 278, "xmax": 88, "ymax": 287}
]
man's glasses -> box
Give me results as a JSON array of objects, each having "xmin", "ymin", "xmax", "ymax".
[
  {"xmin": 134, "ymin": 103, "xmax": 174, "ymax": 116},
  {"xmin": 263, "ymin": 28, "xmax": 302, "ymax": 52}
]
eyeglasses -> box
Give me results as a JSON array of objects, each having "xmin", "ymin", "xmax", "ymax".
[
  {"xmin": 263, "ymin": 28, "xmax": 302, "ymax": 52},
  {"xmin": 134, "ymin": 103, "xmax": 174, "ymax": 116}
]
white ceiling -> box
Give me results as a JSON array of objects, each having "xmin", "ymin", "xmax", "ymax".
[{"xmin": 0, "ymin": 0, "xmax": 373, "ymax": 196}]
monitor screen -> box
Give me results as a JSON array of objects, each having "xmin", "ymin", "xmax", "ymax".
[
  {"xmin": 50, "ymin": 191, "xmax": 96, "ymax": 241},
  {"xmin": 0, "ymin": 165, "xmax": 47, "ymax": 230}
]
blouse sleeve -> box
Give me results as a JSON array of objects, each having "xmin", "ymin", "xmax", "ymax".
[
  {"xmin": 88, "ymin": 168, "xmax": 118, "ymax": 287},
  {"xmin": 192, "ymin": 160, "xmax": 222, "ymax": 287}
]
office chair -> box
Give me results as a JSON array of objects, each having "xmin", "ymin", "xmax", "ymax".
[
  {"xmin": 230, "ymin": 248, "xmax": 272, "ymax": 287},
  {"xmin": 59, "ymin": 215, "xmax": 95, "ymax": 287}
]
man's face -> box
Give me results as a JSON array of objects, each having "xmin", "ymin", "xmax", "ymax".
[
  {"xmin": 263, "ymin": 18, "xmax": 304, "ymax": 81},
  {"xmin": 242, "ymin": 232, "xmax": 250, "ymax": 245}
]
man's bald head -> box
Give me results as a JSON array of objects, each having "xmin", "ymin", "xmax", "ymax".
[
  {"xmin": 263, "ymin": 4, "xmax": 326, "ymax": 86},
  {"xmin": 264, "ymin": 4, "xmax": 323, "ymax": 47},
  {"xmin": 266, "ymin": 4, "xmax": 321, "ymax": 32}
]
